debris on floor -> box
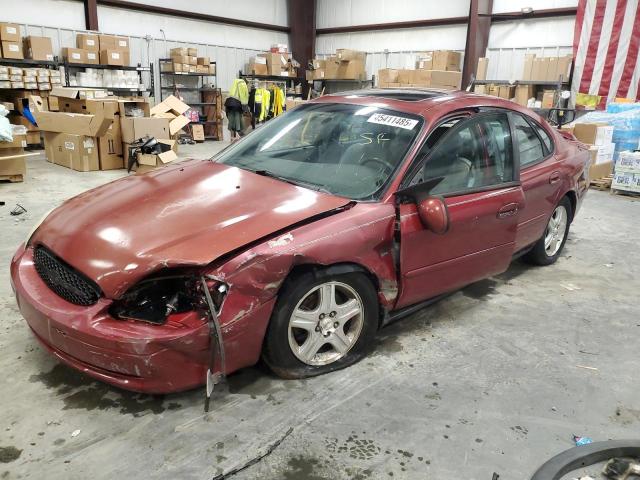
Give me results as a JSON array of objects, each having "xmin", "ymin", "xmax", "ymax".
[
  {"xmin": 10, "ymin": 204, "xmax": 26, "ymax": 216},
  {"xmin": 71, "ymin": 429, "xmax": 81, "ymax": 438},
  {"xmin": 573, "ymin": 435, "xmax": 593, "ymax": 446}
]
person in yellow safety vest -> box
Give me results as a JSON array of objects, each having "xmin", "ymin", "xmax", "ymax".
[{"xmin": 229, "ymin": 78, "xmax": 249, "ymax": 105}]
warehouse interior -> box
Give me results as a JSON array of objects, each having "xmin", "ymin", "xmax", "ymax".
[{"xmin": 1, "ymin": 1, "xmax": 640, "ymax": 479}]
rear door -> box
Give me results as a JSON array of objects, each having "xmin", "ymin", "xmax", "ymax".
[
  {"xmin": 511, "ymin": 114, "xmax": 563, "ymax": 251},
  {"xmin": 396, "ymin": 111, "xmax": 525, "ymax": 309}
]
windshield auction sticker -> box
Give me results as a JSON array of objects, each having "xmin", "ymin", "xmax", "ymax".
[{"xmin": 367, "ymin": 113, "xmax": 419, "ymax": 130}]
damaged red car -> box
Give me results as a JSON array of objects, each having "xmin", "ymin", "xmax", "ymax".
[{"xmin": 11, "ymin": 89, "xmax": 590, "ymax": 394}]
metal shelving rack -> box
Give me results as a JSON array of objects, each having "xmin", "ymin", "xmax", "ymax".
[
  {"xmin": 62, "ymin": 60, "xmax": 153, "ymax": 96},
  {"xmin": 159, "ymin": 58, "xmax": 221, "ymax": 140},
  {"xmin": 311, "ymin": 76, "xmax": 375, "ymax": 94},
  {"xmin": 239, "ymin": 71, "xmax": 301, "ymax": 97},
  {"xmin": 0, "ymin": 57, "xmax": 60, "ymax": 94}
]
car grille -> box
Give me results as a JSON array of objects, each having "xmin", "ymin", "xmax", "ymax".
[{"xmin": 33, "ymin": 245, "xmax": 101, "ymax": 306}]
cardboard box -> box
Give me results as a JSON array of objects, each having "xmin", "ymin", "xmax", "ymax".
[
  {"xmin": 498, "ymin": 85, "xmax": 515, "ymax": 99},
  {"xmin": 100, "ymin": 49, "xmax": 124, "ymax": 66},
  {"xmin": 85, "ymin": 51, "xmax": 99, "ymax": 64},
  {"xmin": 191, "ymin": 123, "xmax": 204, "ymax": 142},
  {"xmin": 433, "ymin": 50, "xmax": 461, "ymax": 71},
  {"xmin": 336, "ymin": 60, "xmax": 365, "ymax": 80},
  {"xmin": 98, "ymin": 115, "xmax": 123, "ymax": 170},
  {"xmin": 541, "ymin": 89, "xmax": 555, "ymax": 108},
  {"xmin": 250, "ymin": 59, "xmax": 268, "ymax": 76},
  {"xmin": 474, "ymin": 84, "xmax": 486, "ymax": 94},
  {"xmin": 171, "ymin": 54, "xmax": 188, "ymax": 65},
  {"xmin": 118, "ymin": 98, "xmax": 150, "ymax": 117},
  {"xmin": 476, "ymin": 57, "xmax": 488, "ymax": 80},
  {"xmin": 23, "ymin": 36, "xmax": 54, "ymax": 61},
  {"xmin": 35, "ymin": 97, "xmax": 115, "ymax": 137},
  {"xmin": 590, "ymin": 160, "xmax": 614, "ymax": 181},
  {"xmin": 0, "ymin": 134, "xmax": 27, "ymax": 149},
  {"xmin": 397, "ymin": 69, "xmax": 412, "ymax": 84},
  {"xmin": 311, "ymin": 59, "xmax": 325, "ymax": 70},
  {"xmin": 2, "ymin": 41, "xmax": 24, "ymax": 59},
  {"xmin": 0, "ymin": 23, "xmax": 20, "ymax": 42},
  {"xmin": 120, "ymin": 117, "xmax": 170, "ymax": 144},
  {"xmin": 532, "ymin": 58, "xmax": 550, "ymax": 81},
  {"xmin": 514, "ymin": 85, "xmax": 535, "ymax": 106},
  {"xmin": 305, "ymin": 69, "xmax": 325, "ymax": 81},
  {"xmin": 135, "ymin": 139, "xmax": 177, "ymax": 174},
  {"xmin": 415, "ymin": 51, "xmax": 434, "ymax": 70},
  {"xmin": 26, "ymin": 131, "xmax": 41, "ymax": 145},
  {"xmin": 378, "ymin": 69, "xmax": 399, "ymax": 84},
  {"xmin": 616, "ymin": 151, "xmax": 640, "ymax": 172},
  {"xmin": 411, "ymin": 70, "xmax": 462, "ymax": 89},
  {"xmin": 197, "ymin": 57, "xmax": 210, "ymax": 66},
  {"xmin": 170, "ymin": 47, "xmax": 188, "ymax": 56},
  {"xmin": 188, "ymin": 56, "xmax": 197, "ymax": 65},
  {"xmin": 550, "ymin": 55, "xmax": 573, "ymax": 82},
  {"xmin": 522, "ymin": 54, "xmax": 536, "ymax": 80},
  {"xmin": 99, "ymin": 35, "xmax": 128, "ymax": 51},
  {"xmin": 43, "ymin": 131, "xmax": 99, "ymax": 171},
  {"xmin": 573, "ymin": 123, "xmax": 614, "ymax": 146},
  {"xmin": 77, "ymin": 33, "xmax": 99, "ymax": 52},
  {"xmin": 261, "ymin": 52, "xmax": 288, "ymax": 75},
  {"xmin": 63, "ymin": 47, "xmax": 86, "ymax": 64},
  {"xmin": 0, "ymin": 143, "xmax": 27, "ymax": 180},
  {"xmin": 187, "ymin": 47, "xmax": 197, "ymax": 57},
  {"xmin": 336, "ymin": 49, "xmax": 366, "ymax": 62}
]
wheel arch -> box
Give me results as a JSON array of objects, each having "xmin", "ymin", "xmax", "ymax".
[{"xmin": 563, "ymin": 190, "xmax": 577, "ymax": 222}]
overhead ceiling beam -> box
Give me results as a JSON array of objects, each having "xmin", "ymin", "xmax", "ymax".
[
  {"xmin": 316, "ymin": 7, "xmax": 577, "ymax": 35},
  {"xmin": 84, "ymin": 0, "xmax": 99, "ymax": 31},
  {"xmin": 462, "ymin": 0, "xmax": 493, "ymax": 88},
  {"xmin": 316, "ymin": 17, "xmax": 469, "ymax": 35},
  {"xmin": 94, "ymin": 0, "xmax": 290, "ymax": 33}
]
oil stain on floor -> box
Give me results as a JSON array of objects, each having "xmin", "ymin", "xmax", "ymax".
[
  {"xmin": 29, "ymin": 364, "xmax": 181, "ymax": 416},
  {"xmin": 0, "ymin": 446, "xmax": 22, "ymax": 463}
]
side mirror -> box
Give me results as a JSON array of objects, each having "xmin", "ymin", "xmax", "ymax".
[{"xmin": 417, "ymin": 197, "xmax": 449, "ymax": 234}]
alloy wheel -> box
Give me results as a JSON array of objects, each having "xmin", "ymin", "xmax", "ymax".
[
  {"xmin": 287, "ymin": 281, "xmax": 364, "ymax": 366},
  {"xmin": 544, "ymin": 205, "xmax": 568, "ymax": 257}
]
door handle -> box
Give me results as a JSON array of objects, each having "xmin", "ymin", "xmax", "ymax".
[
  {"xmin": 549, "ymin": 172, "xmax": 561, "ymax": 184},
  {"xmin": 497, "ymin": 203, "xmax": 519, "ymax": 218}
]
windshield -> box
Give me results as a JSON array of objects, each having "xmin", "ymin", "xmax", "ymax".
[{"xmin": 215, "ymin": 102, "xmax": 423, "ymax": 200}]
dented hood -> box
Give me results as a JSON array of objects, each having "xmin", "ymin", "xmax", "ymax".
[{"xmin": 32, "ymin": 160, "xmax": 350, "ymax": 298}]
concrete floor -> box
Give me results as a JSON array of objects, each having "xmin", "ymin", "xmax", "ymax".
[{"xmin": 1, "ymin": 144, "xmax": 639, "ymax": 480}]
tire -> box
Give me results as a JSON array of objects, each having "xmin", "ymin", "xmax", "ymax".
[
  {"xmin": 263, "ymin": 269, "xmax": 379, "ymax": 379},
  {"xmin": 523, "ymin": 196, "xmax": 572, "ymax": 266}
]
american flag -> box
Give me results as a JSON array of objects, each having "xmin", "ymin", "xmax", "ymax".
[{"xmin": 571, "ymin": 0, "xmax": 640, "ymax": 106}]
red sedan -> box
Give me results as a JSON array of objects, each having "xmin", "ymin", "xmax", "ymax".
[{"xmin": 10, "ymin": 89, "xmax": 590, "ymax": 393}]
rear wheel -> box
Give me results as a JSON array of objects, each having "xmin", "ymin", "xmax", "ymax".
[
  {"xmin": 524, "ymin": 197, "xmax": 572, "ymax": 266},
  {"xmin": 263, "ymin": 269, "xmax": 378, "ymax": 379}
]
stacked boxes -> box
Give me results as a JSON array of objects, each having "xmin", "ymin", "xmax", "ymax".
[
  {"xmin": 572, "ymin": 122, "xmax": 616, "ymax": 180},
  {"xmin": 23, "ymin": 36, "xmax": 54, "ymax": 61},
  {"xmin": 64, "ymin": 33, "xmax": 131, "ymax": 66},
  {"xmin": 612, "ymin": 151, "xmax": 640, "ymax": 193},
  {"xmin": 0, "ymin": 131, "xmax": 28, "ymax": 181},
  {"xmin": 378, "ymin": 50, "xmax": 461, "ymax": 89},
  {"xmin": 169, "ymin": 47, "xmax": 215, "ymax": 74},
  {"xmin": 306, "ymin": 48, "xmax": 366, "ymax": 81},
  {"xmin": 0, "ymin": 23, "xmax": 23, "ymax": 60},
  {"xmin": 522, "ymin": 54, "xmax": 573, "ymax": 82},
  {"xmin": 99, "ymin": 34, "xmax": 130, "ymax": 66}
]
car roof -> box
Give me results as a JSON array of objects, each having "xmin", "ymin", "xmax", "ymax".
[{"xmin": 312, "ymin": 88, "xmax": 548, "ymax": 125}]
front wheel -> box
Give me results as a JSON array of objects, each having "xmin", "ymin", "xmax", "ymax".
[
  {"xmin": 524, "ymin": 197, "xmax": 572, "ymax": 266},
  {"xmin": 263, "ymin": 270, "xmax": 378, "ymax": 379}
]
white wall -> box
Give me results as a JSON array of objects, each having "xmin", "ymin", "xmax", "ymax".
[
  {"xmin": 2, "ymin": 0, "xmax": 86, "ymax": 30},
  {"xmin": 493, "ymin": 0, "xmax": 578, "ymax": 14},
  {"xmin": 317, "ymin": 0, "xmax": 470, "ymax": 28},
  {"xmin": 116, "ymin": 0, "xmax": 288, "ymax": 26}
]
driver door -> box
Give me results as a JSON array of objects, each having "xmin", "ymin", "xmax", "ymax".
[{"xmin": 396, "ymin": 112, "xmax": 525, "ymax": 308}]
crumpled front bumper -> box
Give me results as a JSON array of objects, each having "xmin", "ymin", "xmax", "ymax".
[{"xmin": 11, "ymin": 245, "xmax": 276, "ymax": 394}]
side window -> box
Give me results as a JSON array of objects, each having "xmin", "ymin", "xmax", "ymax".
[
  {"xmin": 513, "ymin": 114, "xmax": 545, "ymax": 167},
  {"xmin": 533, "ymin": 122, "xmax": 553, "ymax": 153},
  {"xmin": 408, "ymin": 114, "xmax": 514, "ymax": 195}
]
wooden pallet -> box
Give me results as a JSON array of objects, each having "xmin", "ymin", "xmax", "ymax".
[
  {"xmin": 590, "ymin": 174, "xmax": 613, "ymax": 191},
  {"xmin": 611, "ymin": 188, "xmax": 640, "ymax": 198},
  {"xmin": 0, "ymin": 174, "xmax": 24, "ymax": 183}
]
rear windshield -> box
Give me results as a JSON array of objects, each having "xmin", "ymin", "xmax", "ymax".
[{"xmin": 216, "ymin": 103, "xmax": 423, "ymax": 200}]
